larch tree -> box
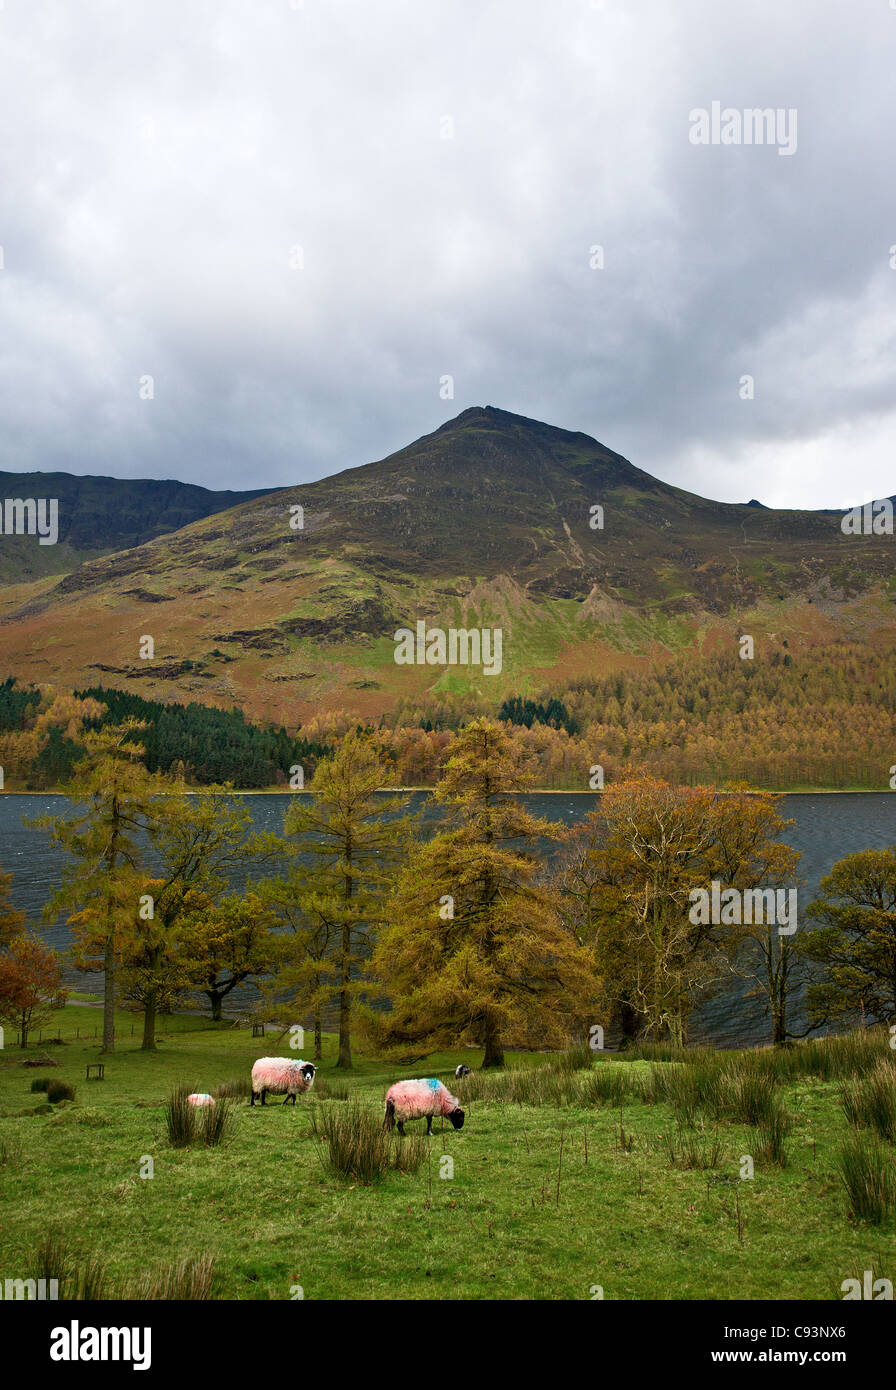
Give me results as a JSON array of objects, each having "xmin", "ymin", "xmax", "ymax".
[
  {"xmin": 369, "ymin": 718, "xmax": 596, "ymax": 1068},
  {"xmin": 36, "ymin": 720, "xmax": 159, "ymax": 1053},
  {"xmin": 282, "ymin": 730, "xmax": 414, "ymax": 1069}
]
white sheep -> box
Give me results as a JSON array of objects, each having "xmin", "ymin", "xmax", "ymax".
[
  {"xmin": 250, "ymin": 1056, "xmax": 317, "ymax": 1107},
  {"xmin": 383, "ymin": 1078, "xmax": 465, "ymax": 1136}
]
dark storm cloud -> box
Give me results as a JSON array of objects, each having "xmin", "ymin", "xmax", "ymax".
[{"xmin": 0, "ymin": 0, "xmax": 893, "ymax": 507}]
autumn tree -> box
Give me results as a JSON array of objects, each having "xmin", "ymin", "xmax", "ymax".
[
  {"xmin": 369, "ymin": 718, "xmax": 596, "ymax": 1067},
  {"xmin": 125, "ymin": 788, "xmax": 279, "ymax": 1050},
  {"xmin": 256, "ymin": 867, "xmax": 340, "ymax": 1062},
  {"xmin": 281, "ymin": 731, "xmax": 414, "ymax": 1069},
  {"xmin": 180, "ymin": 891, "xmax": 278, "ymax": 1022},
  {"xmin": 0, "ymin": 868, "xmax": 25, "ymax": 949},
  {"xmin": 0, "ymin": 933, "xmax": 67, "ymax": 1047},
  {"xmin": 801, "ymin": 848, "xmax": 896, "ymax": 1027},
  {"xmin": 560, "ymin": 778, "xmax": 801, "ymax": 1046},
  {"xmin": 36, "ymin": 720, "xmax": 159, "ymax": 1052}
]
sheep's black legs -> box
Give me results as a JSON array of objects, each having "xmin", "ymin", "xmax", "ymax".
[
  {"xmin": 283, "ymin": 1092, "xmax": 296, "ymax": 1105},
  {"xmin": 426, "ymin": 1117, "xmax": 433, "ymax": 1136},
  {"xmin": 261, "ymin": 1089, "xmax": 267, "ymax": 1106},
  {"xmin": 397, "ymin": 1120, "xmax": 405, "ymax": 1135}
]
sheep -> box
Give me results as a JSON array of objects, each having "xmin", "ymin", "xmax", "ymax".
[
  {"xmin": 187, "ymin": 1093, "xmax": 215, "ymax": 1108},
  {"xmin": 455, "ymin": 1064, "xmax": 472, "ymax": 1079},
  {"xmin": 250, "ymin": 1057, "xmax": 317, "ymax": 1107},
  {"xmin": 383, "ymin": 1078, "xmax": 465, "ymax": 1136}
]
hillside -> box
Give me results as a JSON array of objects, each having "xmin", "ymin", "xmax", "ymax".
[
  {"xmin": 0, "ymin": 471, "xmax": 273, "ymax": 584},
  {"xmin": 0, "ymin": 406, "xmax": 893, "ymax": 727}
]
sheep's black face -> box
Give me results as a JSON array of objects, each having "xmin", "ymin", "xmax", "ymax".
[
  {"xmin": 301, "ymin": 1064, "xmax": 316, "ymax": 1083},
  {"xmin": 448, "ymin": 1108, "xmax": 465, "ymax": 1130},
  {"xmin": 455, "ymin": 1065, "xmax": 471, "ymax": 1078}
]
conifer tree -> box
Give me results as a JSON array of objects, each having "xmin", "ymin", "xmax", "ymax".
[{"xmin": 370, "ymin": 718, "xmax": 595, "ymax": 1067}]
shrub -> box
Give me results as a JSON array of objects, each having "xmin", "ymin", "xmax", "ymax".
[
  {"xmin": 30, "ymin": 1078, "xmax": 50, "ymax": 1093},
  {"xmin": 20, "ymin": 1055, "xmax": 59, "ymax": 1069},
  {"xmin": 837, "ymin": 1133, "xmax": 896, "ymax": 1224}
]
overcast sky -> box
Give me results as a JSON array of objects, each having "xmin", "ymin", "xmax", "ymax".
[{"xmin": 1, "ymin": 0, "xmax": 894, "ymax": 508}]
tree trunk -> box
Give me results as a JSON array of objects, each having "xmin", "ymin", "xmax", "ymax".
[
  {"xmin": 314, "ymin": 1010, "xmax": 322, "ymax": 1062},
  {"xmin": 336, "ymin": 840, "xmax": 353, "ymax": 1069},
  {"xmin": 20, "ymin": 1009, "xmax": 28, "ymax": 1050},
  {"xmin": 102, "ymin": 932, "xmax": 115, "ymax": 1053},
  {"xmin": 482, "ymin": 1016, "xmax": 504, "ymax": 1068},
  {"xmin": 336, "ymin": 937, "xmax": 352, "ymax": 1068},
  {"xmin": 141, "ymin": 991, "xmax": 157, "ymax": 1050},
  {"xmin": 208, "ymin": 990, "xmax": 223, "ymax": 1023}
]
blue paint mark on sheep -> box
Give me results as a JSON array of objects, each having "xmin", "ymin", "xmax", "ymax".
[{"xmin": 427, "ymin": 1077, "xmax": 439, "ymax": 1089}]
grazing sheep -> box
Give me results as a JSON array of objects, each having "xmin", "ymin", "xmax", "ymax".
[
  {"xmin": 187, "ymin": 1093, "xmax": 215, "ymax": 1108},
  {"xmin": 455, "ymin": 1064, "xmax": 472, "ymax": 1079},
  {"xmin": 383, "ymin": 1078, "xmax": 465, "ymax": 1136},
  {"xmin": 250, "ymin": 1057, "xmax": 316, "ymax": 1107}
]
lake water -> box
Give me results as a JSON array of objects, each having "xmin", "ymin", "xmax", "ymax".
[{"xmin": 2, "ymin": 791, "xmax": 894, "ymax": 1048}]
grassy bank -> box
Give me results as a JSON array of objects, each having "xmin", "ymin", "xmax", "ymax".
[{"xmin": 1, "ymin": 1019, "xmax": 895, "ymax": 1300}]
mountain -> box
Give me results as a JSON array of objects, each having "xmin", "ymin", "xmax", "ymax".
[
  {"xmin": 0, "ymin": 405, "xmax": 893, "ymax": 726},
  {"xmin": 0, "ymin": 471, "xmax": 274, "ymax": 584}
]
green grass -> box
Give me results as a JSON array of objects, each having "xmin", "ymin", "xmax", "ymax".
[{"xmin": 1, "ymin": 1018, "xmax": 896, "ymax": 1299}]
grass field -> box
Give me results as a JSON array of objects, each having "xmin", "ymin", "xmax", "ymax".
[{"xmin": 1, "ymin": 1010, "xmax": 895, "ymax": 1301}]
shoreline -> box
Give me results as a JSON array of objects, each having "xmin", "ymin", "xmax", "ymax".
[{"xmin": 1, "ymin": 786, "xmax": 892, "ymax": 797}]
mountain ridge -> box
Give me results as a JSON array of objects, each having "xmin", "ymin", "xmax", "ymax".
[{"xmin": 0, "ymin": 406, "xmax": 893, "ymax": 726}]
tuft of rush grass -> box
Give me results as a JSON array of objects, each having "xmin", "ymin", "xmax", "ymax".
[
  {"xmin": 836, "ymin": 1133, "xmax": 896, "ymax": 1225},
  {"xmin": 46, "ymin": 1080, "xmax": 76, "ymax": 1104},
  {"xmin": 840, "ymin": 1060, "xmax": 896, "ymax": 1142},
  {"xmin": 313, "ymin": 1076, "xmax": 350, "ymax": 1101},
  {"xmin": 166, "ymin": 1084, "xmax": 197, "ymax": 1148},
  {"xmin": 309, "ymin": 1101, "xmax": 428, "ymax": 1181},
  {"xmin": 661, "ymin": 1129, "xmax": 724, "ymax": 1171},
  {"xmin": 198, "ymin": 1096, "xmax": 234, "ymax": 1148},
  {"xmin": 128, "ymin": 1255, "xmax": 216, "ymax": 1301},
  {"xmin": 215, "ymin": 1077, "xmax": 252, "ymax": 1102},
  {"xmin": 755, "ymin": 1098, "xmax": 792, "ymax": 1168}
]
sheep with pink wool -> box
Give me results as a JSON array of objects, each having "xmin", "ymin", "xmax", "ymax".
[
  {"xmin": 383, "ymin": 1078, "xmax": 465, "ymax": 1136},
  {"xmin": 187, "ymin": 1093, "xmax": 215, "ymax": 1108},
  {"xmin": 250, "ymin": 1056, "xmax": 316, "ymax": 1107}
]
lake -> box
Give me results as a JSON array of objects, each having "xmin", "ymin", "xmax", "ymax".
[{"xmin": 2, "ymin": 791, "xmax": 894, "ymax": 1048}]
